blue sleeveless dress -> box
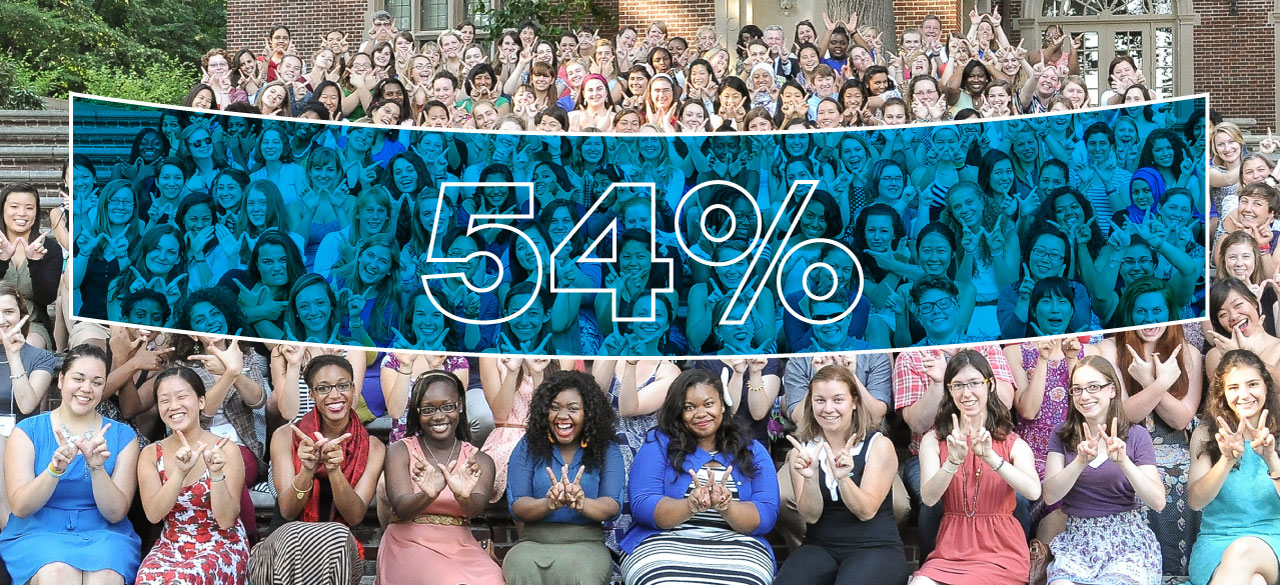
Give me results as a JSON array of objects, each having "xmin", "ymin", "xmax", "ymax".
[
  {"xmin": 1188, "ymin": 447, "xmax": 1280, "ymax": 585},
  {"xmin": 0, "ymin": 413, "xmax": 142, "ymax": 583}
]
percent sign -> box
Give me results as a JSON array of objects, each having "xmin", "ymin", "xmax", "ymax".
[
  {"xmin": 419, "ymin": 178, "xmax": 863, "ymax": 333},
  {"xmin": 673, "ymin": 179, "xmax": 865, "ymax": 326}
]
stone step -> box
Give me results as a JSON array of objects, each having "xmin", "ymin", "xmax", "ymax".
[
  {"xmin": 0, "ymin": 125, "xmax": 69, "ymax": 138},
  {"xmin": 0, "ymin": 110, "xmax": 71, "ymax": 127},
  {"xmin": 0, "ymin": 168, "xmax": 59, "ymax": 183},
  {"xmin": 0, "ymin": 145, "xmax": 68, "ymax": 158}
]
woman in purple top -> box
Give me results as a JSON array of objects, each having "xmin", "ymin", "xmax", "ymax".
[{"xmin": 1041, "ymin": 355, "xmax": 1166, "ymax": 585}]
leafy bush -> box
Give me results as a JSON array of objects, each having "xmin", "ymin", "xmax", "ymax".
[
  {"xmin": 0, "ymin": 0, "xmax": 223, "ymax": 101},
  {"xmin": 0, "ymin": 55, "xmax": 44, "ymax": 110},
  {"xmin": 79, "ymin": 57, "xmax": 198, "ymax": 105},
  {"xmin": 476, "ymin": 0, "xmax": 613, "ymax": 39}
]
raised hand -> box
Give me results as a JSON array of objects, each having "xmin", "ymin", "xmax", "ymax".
[
  {"xmin": 413, "ymin": 457, "xmax": 447, "ymax": 499},
  {"xmin": 78, "ymin": 422, "xmax": 113, "ymax": 470},
  {"xmin": 24, "ymin": 232, "xmax": 48, "ymax": 261},
  {"xmin": 1098, "ymin": 418, "xmax": 1128, "ymax": 464},
  {"xmin": 946, "ymin": 414, "xmax": 971, "ymax": 464},
  {"xmin": 544, "ymin": 465, "xmax": 568, "ymax": 509},
  {"xmin": 922, "ymin": 351, "xmax": 947, "ymax": 383},
  {"xmin": 1153, "ymin": 346, "xmax": 1183, "ymax": 384},
  {"xmin": 709, "ymin": 466, "xmax": 735, "ymax": 512},
  {"xmin": 1, "ymin": 315, "xmax": 28, "ymax": 355},
  {"xmin": 785, "ymin": 435, "xmax": 822, "ymax": 479},
  {"xmin": 561, "ymin": 465, "xmax": 586, "ymax": 510},
  {"xmin": 1215, "ymin": 416, "xmax": 1247, "ymax": 462},
  {"xmin": 440, "ymin": 454, "xmax": 483, "ymax": 500},
  {"xmin": 1075, "ymin": 422, "xmax": 1101, "ymax": 464},
  {"xmin": 201, "ymin": 436, "xmax": 231, "ymax": 474},
  {"xmin": 687, "ymin": 469, "xmax": 713, "ymax": 514},
  {"xmin": 50, "ymin": 428, "xmax": 80, "ymax": 476},
  {"xmin": 1245, "ymin": 409, "xmax": 1276, "ymax": 459},
  {"xmin": 1260, "ymin": 128, "xmax": 1278, "ymax": 155},
  {"xmin": 320, "ymin": 433, "xmax": 352, "ymax": 472},
  {"xmin": 0, "ymin": 232, "xmax": 16, "ymax": 262},
  {"xmin": 968, "ymin": 420, "xmax": 994, "ymax": 461},
  {"xmin": 828, "ymin": 433, "xmax": 859, "ymax": 478},
  {"xmin": 1125, "ymin": 345, "xmax": 1157, "ymax": 387},
  {"xmin": 291, "ymin": 425, "xmax": 321, "ymax": 472}
]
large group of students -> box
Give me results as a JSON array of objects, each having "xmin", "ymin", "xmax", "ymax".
[
  {"xmin": 74, "ymin": 89, "xmax": 1206, "ymax": 355},
  {"xmin": 6, "ymin": 323, "xmax": 1280, "ymax": 585},
  {"xmin": 0, "ymin": 5, "xmax": 1276, "ymax": 585}
]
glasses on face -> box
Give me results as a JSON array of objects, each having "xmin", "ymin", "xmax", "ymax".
[
  {"xmin": 948, "ymin": 379, "xmax": 990, "ymax": 393},
  {"xmin": 917, "ymin": 296, "xmax": 958, "ymax": 316},
  {"xmin": 421, "ymin": 401, "xmax": 460, "ymax": 416},
  {"xmin": 1121, "ymin": 257, "xmax": 1155, "ymax": 268},
  {"xmin": 1030, "ymin": 247, "xmax": 1065, "ymax": 263},
  {"xmin": 811, "ymin": 311, "xmax": 844, "ymax": 322},
  {"xmin": 189, "ymin": 137, "xmax": 212, "ymax": 148},
  {"xmin": 314, "ymin": 381, "xmax": 354, "ymax": 397},
  {"xmin": 1068, "ymin": 382, "xmax": 1113, "ymax": 396}
]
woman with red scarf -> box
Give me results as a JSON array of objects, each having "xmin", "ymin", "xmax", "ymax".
[{"xmin": 249, "ymin": 354, "xmax": 386, "ymax": 585}]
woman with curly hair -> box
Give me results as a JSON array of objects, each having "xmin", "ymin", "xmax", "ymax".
[
  {"xmin": 913, "ymin": 349, "xmax": 1041, "ymax": 585},
  {"xmin": 620, "ymin": 368, "xmax": 779, "ymax": 585},
  {"xmin": 1139, "ymin": 128, "xmax": 1201, "ymax": 215},
  {"xmin": 503, "ymin": 370, "xmax": 624, "ymax": 585},
  {"xmin": 1188, "ymin": 349, "xmax": 1280, "ymax": 585}
]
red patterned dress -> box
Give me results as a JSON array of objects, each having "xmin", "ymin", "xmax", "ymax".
[{"xmin": 137, "ymin": 444, "xmax": 250, "ymax": 585}]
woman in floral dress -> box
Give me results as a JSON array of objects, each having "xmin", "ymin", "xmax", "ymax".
[{"xmin": 137, "ymin": 366, "xmax": 249, "ymax": 584}]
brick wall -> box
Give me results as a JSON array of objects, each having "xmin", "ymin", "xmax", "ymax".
[
  {"xmin": 225, "ymin": 0, "xmax": 367, "ymax": 63},
  {"xmin": 614, "ymin": 0, "xmax": 715, "ymax": 39},
  {"xmin": 893, "ymin": 0, "xmax": 961, "ymax": 44},
  {"xmin": 1191, "ymin": 0, "xmax": 1275, "ymax": 128}
]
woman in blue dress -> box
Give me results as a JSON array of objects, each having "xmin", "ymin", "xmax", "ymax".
[
  {"xmin": 0, "ymin": 344, "xmax": 141, "ymax": 584},
  {"xmin": 1188, "ymin": 348, "xmax": 1280, "ymax": 585}
]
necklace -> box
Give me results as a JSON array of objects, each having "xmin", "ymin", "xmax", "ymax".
[
  {"xmin": 421, "ymin": 437, "xmax": 459, "ymax": 469},
  {"xmin": 55, "ymin": 412, "xmax": 101, "ymax": 479},
  {"xmin": 960, "ymin": 456, "xmax": 981, "ymax": 519}
]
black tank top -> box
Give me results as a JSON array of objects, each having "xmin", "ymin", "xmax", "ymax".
[{"xmin": 805, "ymin": 430, "xmax": 904, "ymax": 550}]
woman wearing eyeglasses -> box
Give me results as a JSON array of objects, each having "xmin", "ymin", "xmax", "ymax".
[
  {"xmin": 253, "ymin": 354, "xmax": 385, "ymax": 585},
  {"xmin": 911, "ymin": 349, "xmax": 1041, "ymax": 585},
  {"xmin": 900, "ymin": 275, "xmax": 989, "ymax": 348},
  {"xmin": 1040, "ymin": 356, "xmax": 1164, "ymax": 585},
  {"xmin": 997, "ymin": 223, "xmax": 1094, "ymax": 339},
  {"xmin": 1187, "ymin": 349, "xmax": 1280, "ymax": 585},
  {"xmin": 503, "ymin": 371, "xmax": 624, "ymax": 585},
  {"xmin": 1100, "ymin": 326, "xmax": 1202, "ymax": 577},
  {"xmin": 379, "ymin": 371, "xmax": 501, "ymax": 585}
]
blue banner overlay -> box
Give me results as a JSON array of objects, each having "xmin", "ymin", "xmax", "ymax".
[{"xmin": 70, "ymin": 94, "xmax": 1208, "ymax": 357}]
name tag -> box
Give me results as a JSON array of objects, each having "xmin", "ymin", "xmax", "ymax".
[{"xmin": 0, "ymin": 415, "xmax": 16, "ymax": 438}]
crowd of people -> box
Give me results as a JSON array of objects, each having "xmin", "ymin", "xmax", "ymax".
[
  {"xmin": 5, "ymin": 326, "xmax": 1280, "ymax": 585},
  {"xmin": 0, "ymin": 5, "xmax": 1275, "ymax": 585},
  {"xmin": 75, "ymin": 72, "xmax": 1209, "ymax": 355}
]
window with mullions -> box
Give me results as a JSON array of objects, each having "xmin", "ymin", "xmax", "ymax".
[
  {"xmin": 383, "ymin": 0, "xmax": 482, "ymax": 36},
  {"xmin": 1041, "ymin": 0, "xmax": 1172, "ymax": 17}
]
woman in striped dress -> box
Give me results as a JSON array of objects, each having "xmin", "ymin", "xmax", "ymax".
[{"xmin": 620, "ymin": 368, "xmax": 779, "ymax": 585}]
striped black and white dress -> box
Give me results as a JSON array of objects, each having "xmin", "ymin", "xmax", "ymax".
[{"xmin": 620, "ymin": 465, "xmax": 774, "ymax": 585}]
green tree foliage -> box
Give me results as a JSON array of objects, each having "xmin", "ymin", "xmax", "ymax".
[
  {"xmin": 476, "ymin": 0, "xmax": 614, "ymax": 40},
  {"xmin": 0, "ymin": 0, "xmax": 225, "ymax": 100}
]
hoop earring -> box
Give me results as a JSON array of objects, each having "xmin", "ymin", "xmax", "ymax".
[
  {"xmin": 580, "ymin": 437, "xmax": 589, "ymax": 449},
  {"xmin": 547, "ymin": 431, "xmax": 556, "ymax": 444}
]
